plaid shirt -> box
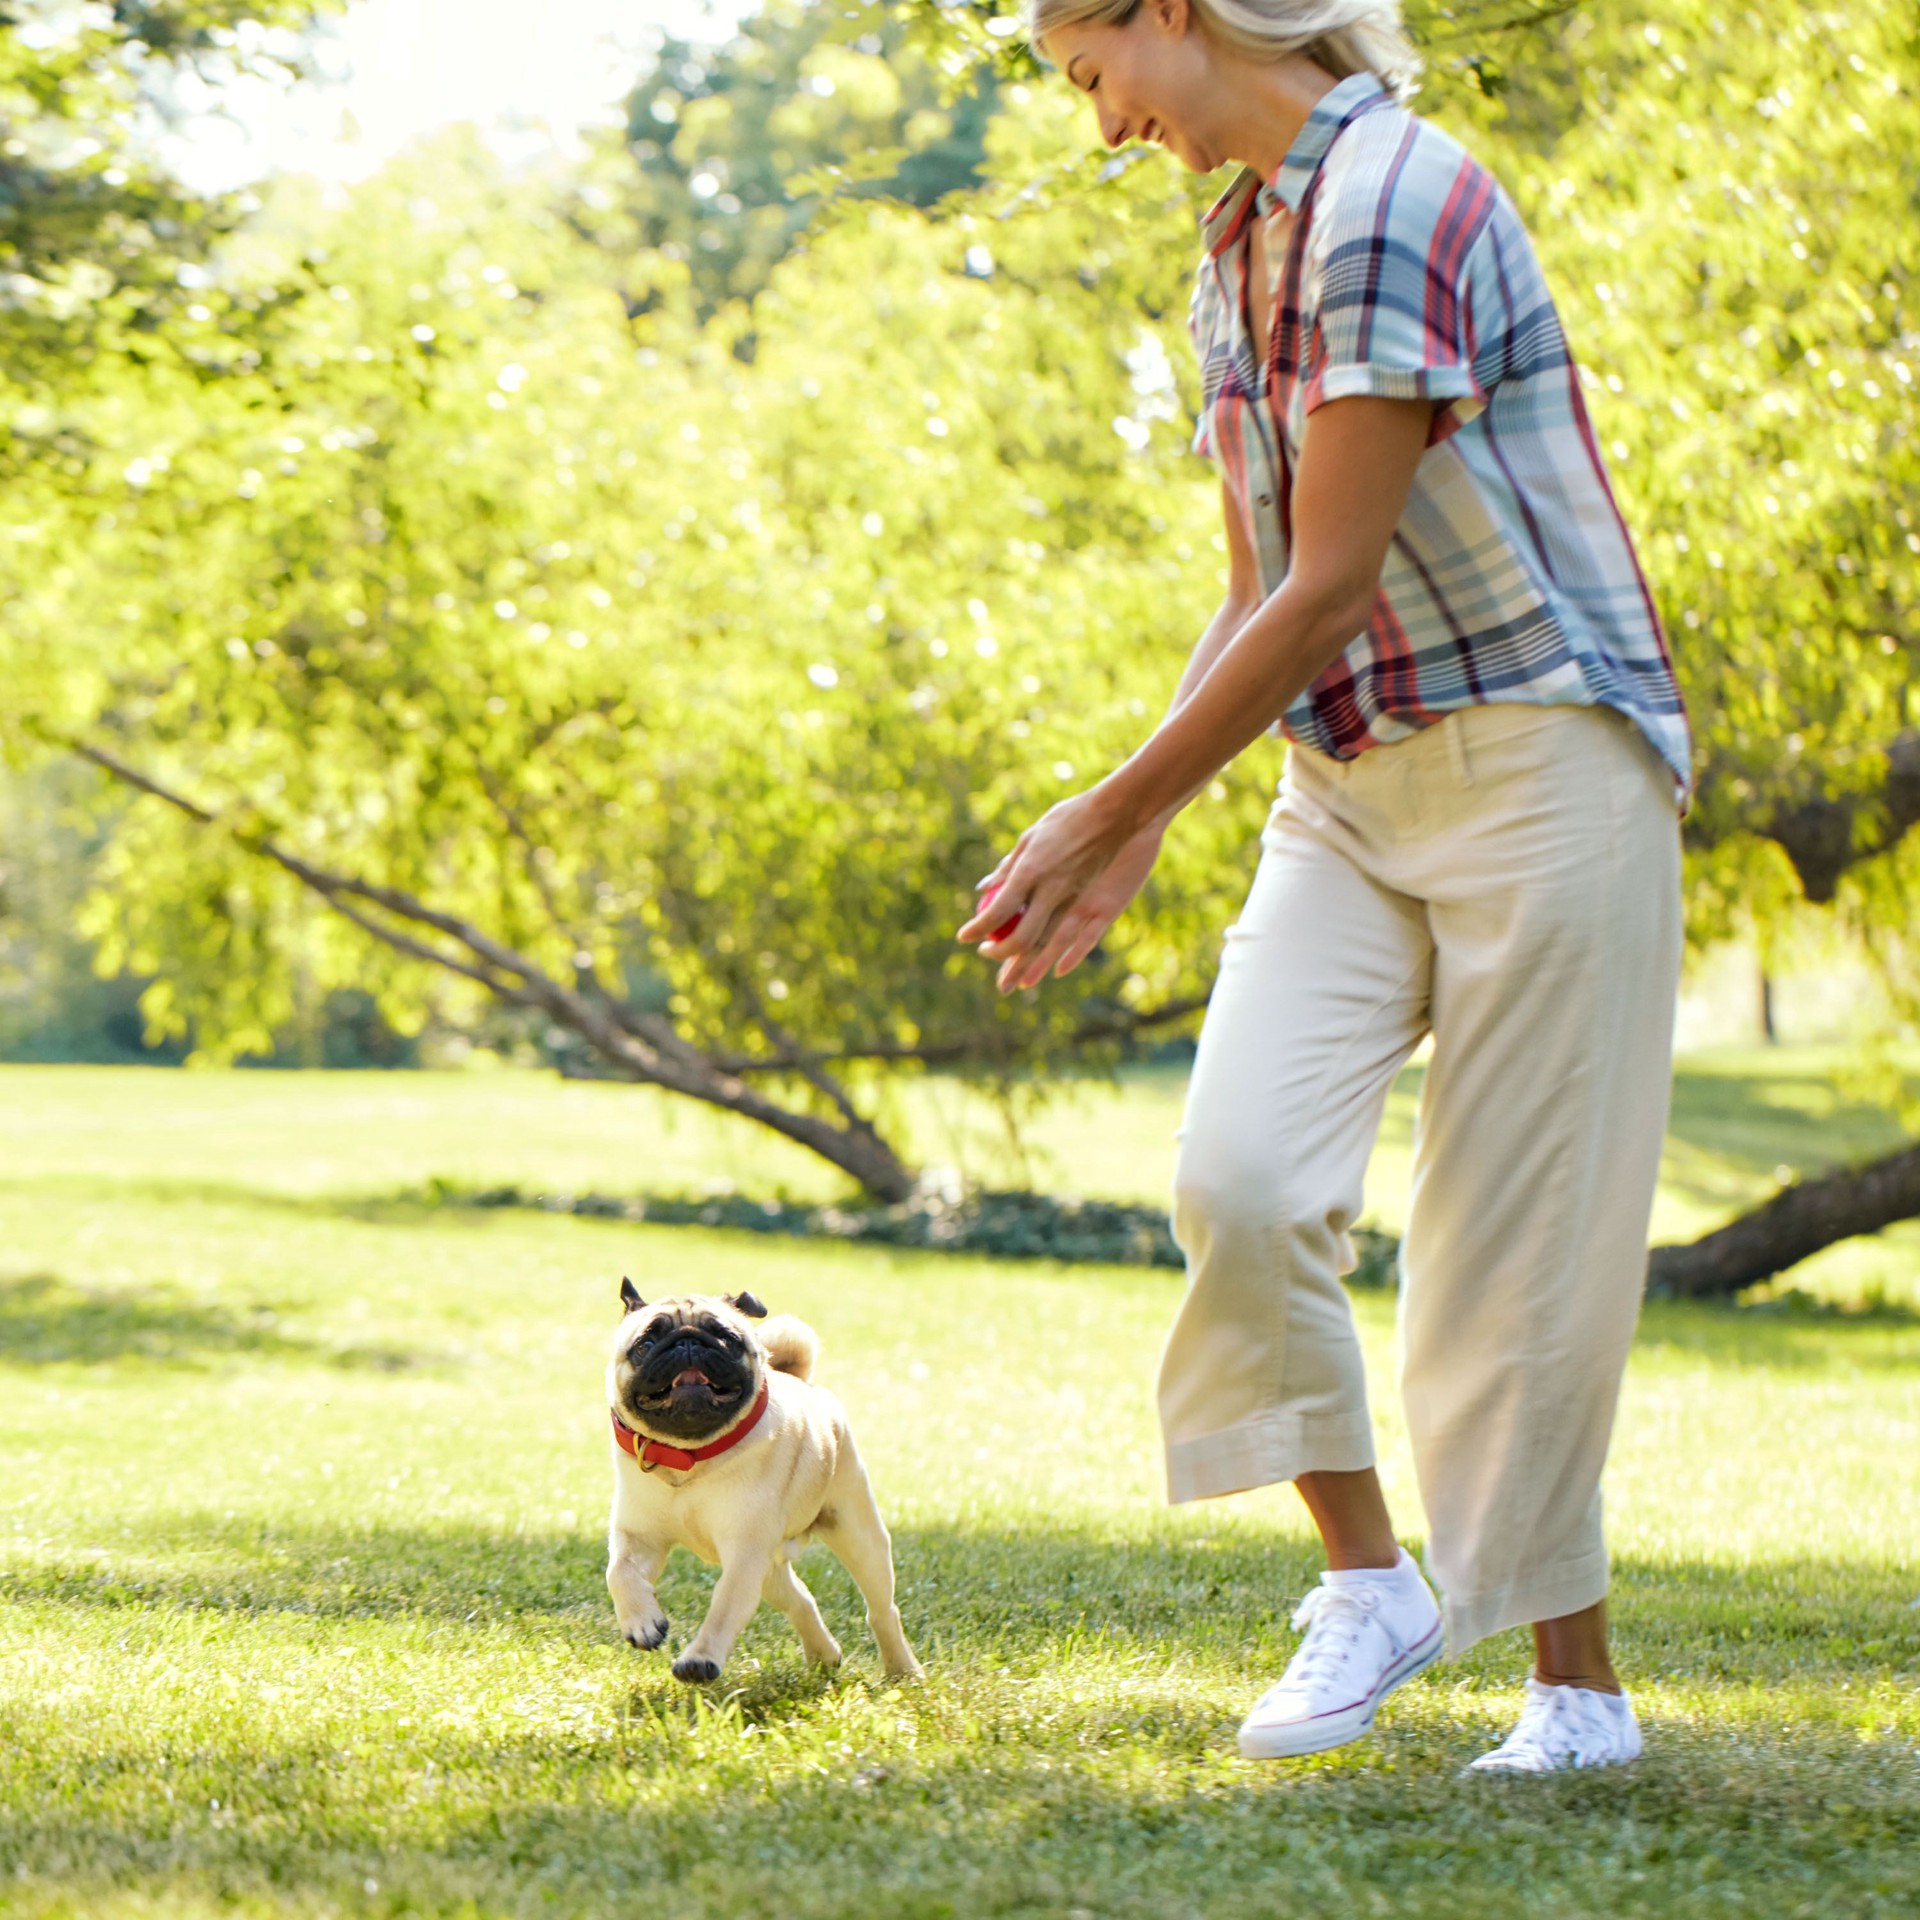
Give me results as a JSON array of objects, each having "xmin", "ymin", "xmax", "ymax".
[{"xmin": 1190, "ymin": 74, "xmax": 1692, "ymax": 802}]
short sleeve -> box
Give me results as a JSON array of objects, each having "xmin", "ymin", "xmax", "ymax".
[{"xmin": 1299, "ymin": 138, "xmax": 1499, "ymax": 447}]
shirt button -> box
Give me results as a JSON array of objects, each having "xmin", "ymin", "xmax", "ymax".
[{"xmin": 1256, "ymin": 492, "xmax": 1273, "ymax": 508}]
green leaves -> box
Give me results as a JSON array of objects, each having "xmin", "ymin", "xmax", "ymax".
[
  {"xmin": 1507, "ymin": 3, "xmax": 1918, "ymax": 999},
  {"xmin": 6, "ymin": 0, "xmax": 1917, "ymax": 1143}
]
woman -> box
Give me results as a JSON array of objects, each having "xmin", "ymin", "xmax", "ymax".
[{"xmin": 958, "ymin": 0, "xmax": 1690, "ymax": 1771}]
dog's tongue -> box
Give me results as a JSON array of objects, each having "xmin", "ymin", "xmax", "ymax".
[{"xmin": 672, "ymin": 1367, "xmax": 710, "ymax": 1391}]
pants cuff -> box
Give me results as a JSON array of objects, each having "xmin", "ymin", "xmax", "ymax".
[
  {"xmin": 1165, "ymin": 1408, "xmax": 1375, "ymax": 1504},
  {"xmin": 1438, "ymin": 1541, "xmax": 1611, "ymax": 1659}
]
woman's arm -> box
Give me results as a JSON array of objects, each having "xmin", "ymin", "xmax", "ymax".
[
  {"xmin": 958, "ymin": 393, "xmax": 1432, "ymax": 982},
  {"xmin": 1134, "ymin": 481, "xmax": 1265, "ymax": 829},
  {"xmin": 1092, "ymin": 393, "xmax": 1433, "ymax": 842},
  {"xmin": 966, "ymin": 485, "xmax": 1260, "ymax": 991}
]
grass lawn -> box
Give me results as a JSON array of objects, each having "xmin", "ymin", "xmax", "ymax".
[
  {"xmin": 2, "ymin": 1047, "xmax": 1914, "ymax": 1302},
  {"xmin": 0, "ymin": 1063, "xmax": 1916, "ymax": 1918}
]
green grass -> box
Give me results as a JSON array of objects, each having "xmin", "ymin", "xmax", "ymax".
[
  {"xmin": 3, "ymin": 1048, "xmax": 1914, "ymax": 1301},
  {"xmin": 0, "ymin": 1063, "xmax": 1917, "ymax": 1918}
]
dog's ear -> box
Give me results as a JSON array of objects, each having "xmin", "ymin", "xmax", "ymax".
[
  {"xmin": 726, "ymin": 1290, "xmax": 769, "ymax": 1320},
  {"xmin": 619, "ymin": 1277, "xmax": 645, "ymax": 1316}
]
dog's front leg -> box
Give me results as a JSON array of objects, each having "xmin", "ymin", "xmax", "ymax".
[
  {"xmin": 672, "ymin": 1538, "xmax": 778, "ymax": 1683},
  {"xmin": 607, "ymin": 1527, "xmax": 671, "ymax": 1650}
]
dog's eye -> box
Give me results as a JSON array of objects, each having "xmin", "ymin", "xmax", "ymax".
[{"xmin": 626, "ymin": 1339, "xmax": 652, "ymax": 1365}]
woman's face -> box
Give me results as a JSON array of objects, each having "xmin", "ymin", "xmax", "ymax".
[{"xmin": 1045, "ymin": 2, "xmax": 1224, "ymax": 174}]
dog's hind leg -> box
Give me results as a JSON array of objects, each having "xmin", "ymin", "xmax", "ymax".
[
  {"xmin": 761, "ymin": 1556, "xmax": 843, "ymax": 1668},
  {"xmin": 816, "ymin": 1457, "xmax": 923, "ymax": 1680},
  {"xmin": 608, "ymin": 1529, "xmax": 670, "ymax": 1651}
]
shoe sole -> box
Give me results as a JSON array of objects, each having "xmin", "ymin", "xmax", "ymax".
[
  {"xmin": 1464, "ymin": 1731, "xmax": 1643, "ymax": 1776},
  {"xmin": 1237, "ymin": 1620, "xmax": 1445, "ymax": 1760}
]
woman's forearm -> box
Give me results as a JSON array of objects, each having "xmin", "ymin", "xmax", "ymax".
[
  {"xmin": 1098, "ymin": 573, "xmax": 1365, "ymax": 842},
  {"xmin": 1134, "ymin": 591, "xmax": 1262, "ymax": 835},
  {"xmin": 1090, "ymin": 394, "xmax": 1432, "ymax": 847}
]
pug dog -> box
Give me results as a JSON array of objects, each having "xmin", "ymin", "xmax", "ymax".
[{"xmin": 605, "ymin": 1278, "xmax": 922, "ymax": 1684}]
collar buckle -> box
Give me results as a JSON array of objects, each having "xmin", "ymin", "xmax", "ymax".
[{"xmin": 612, "ymin": 1379, "xmax": 770, "ymax": 1477}]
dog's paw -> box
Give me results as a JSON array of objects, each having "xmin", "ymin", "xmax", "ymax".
[
  {"xmin": 671, "ymin": 1652, "xmax": 722, "ymax": 1685},
  {"xmin": 622, "ymin": 1613, "xmax": 670, "ymax": 1651},
  {"xmin": 884, "ymin": 1656, "xmax": 926, "ymax": 1683}
]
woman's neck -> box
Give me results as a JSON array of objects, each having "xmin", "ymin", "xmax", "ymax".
[{"xmin": 1212, "ymin": 55, "xmax": 1344, "ymax": 181}]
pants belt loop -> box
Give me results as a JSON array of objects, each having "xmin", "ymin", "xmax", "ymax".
[{"xmin": 1445, "ymin": 712, "xmax": 1474, "ymax": 788}]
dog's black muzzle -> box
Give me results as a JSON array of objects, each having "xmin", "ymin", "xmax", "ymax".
[{"xmin": 627, "ymin": 1331, "xmax": 752, "ymax": 1441}]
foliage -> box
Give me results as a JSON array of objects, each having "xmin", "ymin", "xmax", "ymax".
[
  {"xmin": 0, "ymin": 0, "xmax": 333, "ymax": 477},
  {"xmin": 1, "ymin": 0, "xmax": 1916, "ymax": 1198},
  {"xmin": 9, "ymin": 103, "xmax": 1254, "ymax": 1112},
  {"xmin": 0, "ymin": 766, "xmax": 177, "ymax": 1061},
  {"xmin": 566, "ymin": 0, "xmax": 1001, "ymax": 319}
]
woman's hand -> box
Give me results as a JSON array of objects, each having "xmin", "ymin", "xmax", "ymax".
[{"xmin": 956, "ymin": 790, "xmax": 1161, "ymax": 994}]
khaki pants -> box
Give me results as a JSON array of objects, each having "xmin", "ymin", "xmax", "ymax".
[{"xmin": 1159, "ymin": 701, "xmax": 1683, "ymax": 1656}]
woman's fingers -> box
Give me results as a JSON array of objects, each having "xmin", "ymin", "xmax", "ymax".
[
  {"xmin": 1012, "ymin": 910, "xmax": 1096, "ymax": 989},
  {"xmin": 1052, "ymin": 921, "xmax": 1107, "ymax": 979},
  {"xmin": 965, "ymin": 862, "xmax": 1114, "ymax": 986},
  {"xmin": 958, "ymin": 848, "xmax": 1030, "ymax": 944},
  {"xmin": 980, "ymin": 887, "xmax": 1054, "ymax": 975},
  {"xmin": 957, "ymin": 877, "xmax": 1019, "ymax": 944},
  {"xmin": 1006, "ymin": 910, "xmax": 1082, "ymax": 983}
]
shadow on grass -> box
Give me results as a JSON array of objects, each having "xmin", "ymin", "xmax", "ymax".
[
  {"xmin": 10, "ymin": 1509, "xmax": 1917, "ymax": 1690},
  {"xmin": 0, "ymin": 1271, "xmax": 437, "ymax": 1373},
  {"xmin": 1659, "ymin": 1063, "xmax": 1919, "ymax": 1219},
  {"xmin": 2, "ymin": 1746, "xmax": 1915, "ymax": 1920},
  {"xmin": 1632, "ymin": 1294, "xmax": 1920, "ymax": 1363},
  {"xmin": 2, "ymin": 1530, "xmax": 1918, "ymax": 1920}
]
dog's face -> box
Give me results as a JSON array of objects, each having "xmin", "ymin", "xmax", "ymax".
[{"xmin": 607, "ymin": 1279, "xmax": 770, "ymax": 1444}]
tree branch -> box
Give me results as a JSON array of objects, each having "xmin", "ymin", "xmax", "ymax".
[
  {"xmin": 703, "ymin": 992, "xmax": 1213, "ymax": 1075},
  {"xmin": 1647, "ymin": 1137, "xmax": 1920, "ymax": 1299},
  {"xmin": 62, "ymin": 734, "xmax": 923, "ymax": 1200},
  {"xmin": 1686, "ymin": 731, "xmax": 1920, "ymax": 903}
]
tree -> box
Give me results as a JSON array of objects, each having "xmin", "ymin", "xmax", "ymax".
[
  {"xmin": 565, "ymin": 0, "xmax": 1002, "ymax": 321},
  {"xmin": 8, "ymin": 1, "xmax": 1918, "ymax": 1288},
  {"xmin": 0, "ymin": 0, "xmax": 334, "ymax": 475},
  {"xmin": 1462, "ymin": 0, "xmax": 1920, "ymax": 1291},
  {"xmin": 10, "ymin": 118, "xmax": 1243, "ymax": 1199}
]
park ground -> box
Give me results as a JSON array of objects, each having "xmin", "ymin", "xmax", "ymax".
[{"xmin": 0, "ymin": 1058, "xmax": 1916, "ymax": 1918}]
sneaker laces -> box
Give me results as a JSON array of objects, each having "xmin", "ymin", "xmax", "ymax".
[{"xmin": 1275, "ymin": 1584, "xmax": 1386, "ymax": 1695}]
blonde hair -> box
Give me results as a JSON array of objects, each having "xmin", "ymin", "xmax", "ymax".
[{"xmin": 1025, "ymin": 0, "xmax": 1423, "ymax": 104}]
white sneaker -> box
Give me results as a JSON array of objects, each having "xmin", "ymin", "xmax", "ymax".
[
  {"xmin": 1237, "ymin": 1565, "xmax": 1444, "ymax": 1760},
  {"xmin": 1467, "ymin": 1677, "xmax": 1643, "ymax": 1773}
]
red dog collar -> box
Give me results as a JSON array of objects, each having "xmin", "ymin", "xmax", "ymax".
[{"xmin": 612, "ymin": 1380, "xmax": 769, "ymax": 1473}]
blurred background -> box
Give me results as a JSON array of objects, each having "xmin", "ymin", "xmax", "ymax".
[{"xmin": 0, "ymin": 0, "xmax": 1915, "ymax": 1301}]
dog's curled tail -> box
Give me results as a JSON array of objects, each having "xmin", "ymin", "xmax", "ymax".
[{"xmin": 760, "ymin": 1314, "xmax": 819, "ymax": 1383}]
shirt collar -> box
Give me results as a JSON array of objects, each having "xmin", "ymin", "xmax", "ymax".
[{"xmin": 1200, "ymin": 72, "xmax": 1392, "ymax": 255}]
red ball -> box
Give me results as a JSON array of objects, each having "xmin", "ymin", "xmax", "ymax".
[{"xmin": 980, "ymin": 882, "xmax": 1022, "ymax": 942}]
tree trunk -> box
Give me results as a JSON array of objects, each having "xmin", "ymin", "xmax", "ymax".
[
  {"xmin": 1686, "ymin": 730, "xmax": 1920, "ymax": 904},
  {"xmin": 1646, "ymin": 1138, "xmax": 1920, "ymax": 1299}
]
